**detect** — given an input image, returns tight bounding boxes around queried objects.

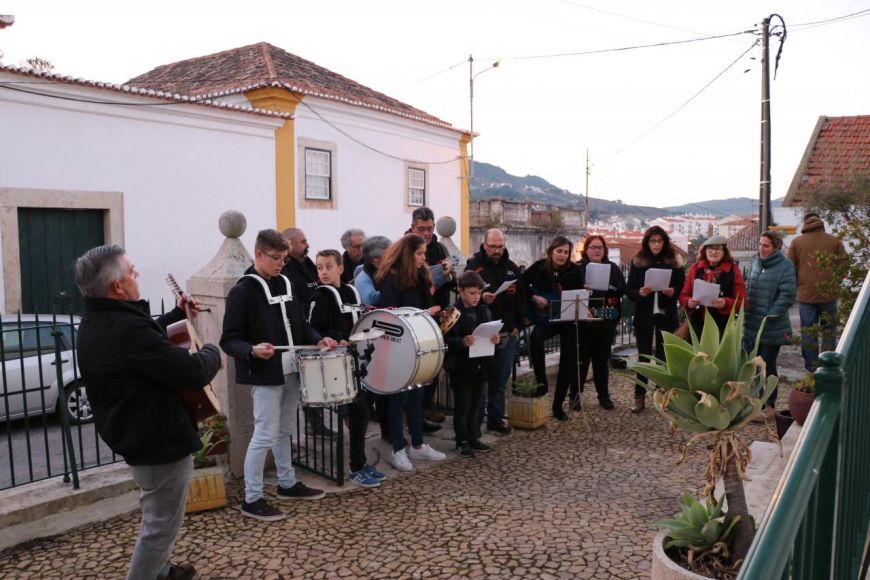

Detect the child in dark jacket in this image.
[308,250,385,488]
[444,271,501,457]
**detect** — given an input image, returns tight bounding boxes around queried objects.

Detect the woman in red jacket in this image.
[679,235,746,337]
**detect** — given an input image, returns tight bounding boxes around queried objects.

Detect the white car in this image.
[0,315,92,425]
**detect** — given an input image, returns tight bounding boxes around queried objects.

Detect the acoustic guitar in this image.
[526,289,558,327]
[165,274,222,422]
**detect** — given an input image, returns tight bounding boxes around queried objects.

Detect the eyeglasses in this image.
[263,251,289,264]
[349,244,364,250]
[413,226,435,233]
[485,243,505,250]
[705,246,724,252]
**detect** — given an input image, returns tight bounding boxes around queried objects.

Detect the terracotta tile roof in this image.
[784,115,870,206]
[126,42,455,130]
[726,222,760,252]
[0,64,289,119]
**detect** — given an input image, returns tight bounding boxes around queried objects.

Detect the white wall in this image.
[0,74,284,309]
[290,98,464,254]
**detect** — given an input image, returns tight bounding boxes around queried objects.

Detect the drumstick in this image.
[272,345,323,350]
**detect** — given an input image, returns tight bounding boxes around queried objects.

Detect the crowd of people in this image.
[71,208,841,579]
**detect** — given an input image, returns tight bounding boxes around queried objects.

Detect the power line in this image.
[0,82,202,106]
[389,60,466,94]
[790,7,870,30]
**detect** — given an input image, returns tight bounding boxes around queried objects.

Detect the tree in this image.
[24,56,54,73]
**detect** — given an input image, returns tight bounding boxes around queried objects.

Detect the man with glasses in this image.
[222,229,336,522]
[340,228,366,285]
[466,228,525,434]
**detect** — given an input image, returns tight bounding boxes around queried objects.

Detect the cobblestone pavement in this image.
[0,346,803,579]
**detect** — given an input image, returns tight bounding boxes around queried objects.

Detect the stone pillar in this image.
[186,210,253,477]
[436,215,465,272]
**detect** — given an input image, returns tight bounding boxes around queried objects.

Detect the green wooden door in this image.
[18,208,105,314]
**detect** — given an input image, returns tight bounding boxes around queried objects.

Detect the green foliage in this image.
[193,415,229,468]
[511,374,541,398]
[657,491,740,554]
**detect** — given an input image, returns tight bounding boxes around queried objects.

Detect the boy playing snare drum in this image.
[309,249,385,488]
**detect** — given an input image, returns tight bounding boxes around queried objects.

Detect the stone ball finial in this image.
[219,210,247,239]
[437,216,456,238]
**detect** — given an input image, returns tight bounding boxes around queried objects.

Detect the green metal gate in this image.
[18,208,104,314]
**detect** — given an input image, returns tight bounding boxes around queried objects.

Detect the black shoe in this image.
[534,385,548,397]
[276,481,326,501]
[422,418,442,433]
[241,498,286,521]
[162,562,197,580]
[457,442,475,458]
[570,397,582,412]
[470,440,491,452]
[599,398,615,411]
[553,408,568,421]
[487,421,512,435]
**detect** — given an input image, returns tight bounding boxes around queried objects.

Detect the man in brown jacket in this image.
[787,213,846,371]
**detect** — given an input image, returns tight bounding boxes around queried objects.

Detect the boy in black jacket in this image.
[308,249,385,488]
[444,271,500,457]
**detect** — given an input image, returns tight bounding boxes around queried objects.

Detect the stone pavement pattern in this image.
[0,348,801,579]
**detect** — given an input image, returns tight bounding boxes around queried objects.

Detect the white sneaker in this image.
[408,443,446,461]
[389,448,414,472]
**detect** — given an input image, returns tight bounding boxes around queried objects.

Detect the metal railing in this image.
[739,271,870,579]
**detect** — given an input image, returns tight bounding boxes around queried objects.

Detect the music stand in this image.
[549,291,605,442]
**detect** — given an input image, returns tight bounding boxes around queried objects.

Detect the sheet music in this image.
[692,279,721,307]
[555,289,589,322]
[493,279,516,296]
[644,268,672,292]
[469,319,504,358]
[429,264,449,291]
[585,262,611,291]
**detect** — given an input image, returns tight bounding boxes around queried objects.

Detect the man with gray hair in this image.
[75,244,222,580]
[340,228,365,285]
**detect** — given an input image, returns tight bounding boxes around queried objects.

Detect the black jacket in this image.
[466,245,526,333]
[308,284,359,342]
[424,233,454,309]
[76,298,221,465]
[577,259,626,326]
[281,255,319,308]
[221,267,322,386]
[521,258,582,325]
[341,251,363,285]
[626,252,685,330]
[444,298,493,373]
[376,270,434,309]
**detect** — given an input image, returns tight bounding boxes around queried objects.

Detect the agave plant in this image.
[631,307,777,565]
[657,491,740,566]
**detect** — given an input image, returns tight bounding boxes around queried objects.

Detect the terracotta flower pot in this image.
[788,389,815,426]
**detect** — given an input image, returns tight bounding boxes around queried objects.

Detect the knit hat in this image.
[801,215,824,233]
[701,235,728,248]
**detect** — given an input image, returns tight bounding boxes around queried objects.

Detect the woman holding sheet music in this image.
[626,226,685,413]
[678,235,746,339]
[573,235,625,412]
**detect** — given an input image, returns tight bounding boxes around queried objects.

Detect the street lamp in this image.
[468,54,499,183]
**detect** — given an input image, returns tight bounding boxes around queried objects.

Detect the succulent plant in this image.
[657,491,740,555]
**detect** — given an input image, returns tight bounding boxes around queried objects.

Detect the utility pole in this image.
[759,17,774,233]
[584,149,591,231]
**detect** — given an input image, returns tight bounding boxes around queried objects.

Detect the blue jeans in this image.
[799,302,838,371]
[127,455,193,580]
[244,375,300,503]
[479,334,518,424]
[389,387,424,452]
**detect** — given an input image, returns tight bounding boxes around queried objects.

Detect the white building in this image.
[0,65,285,312]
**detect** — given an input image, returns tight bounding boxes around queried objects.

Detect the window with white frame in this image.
[408,167,426,207]
[305,148,332,200]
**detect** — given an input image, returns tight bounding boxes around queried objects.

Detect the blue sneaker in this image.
[349,469,381,488]
[362,464,386,481]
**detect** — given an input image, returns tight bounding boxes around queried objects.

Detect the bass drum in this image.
[351,307,445,395]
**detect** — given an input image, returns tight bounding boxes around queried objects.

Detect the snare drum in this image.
[351,307,446,395]
[296,346,358,407]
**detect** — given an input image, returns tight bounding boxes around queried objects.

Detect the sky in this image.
[2,0,869,209]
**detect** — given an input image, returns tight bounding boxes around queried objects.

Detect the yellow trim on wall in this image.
[245,88,302,230]
[459,135,471,254]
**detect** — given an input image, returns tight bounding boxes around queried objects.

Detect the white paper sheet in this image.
[556,289,590,321]
[692,279,721,307]
[644,268,672,292]
[585,262,611,291]
[469,319,504,358]
[493,279,517,296]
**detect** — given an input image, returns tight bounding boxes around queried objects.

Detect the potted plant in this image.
[787,372,815,426]
[186,414,230,513]
[630,308,777,578]
[507,373,548,430]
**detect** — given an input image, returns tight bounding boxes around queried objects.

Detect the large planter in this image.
[186,465,227,513]
[788,389,815,426]
[651,530,712,580]
[507,394,548,430]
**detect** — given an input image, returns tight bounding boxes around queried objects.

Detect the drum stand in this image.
[553,295,603,443]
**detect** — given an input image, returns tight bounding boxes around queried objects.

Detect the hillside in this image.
[470,161,782,220]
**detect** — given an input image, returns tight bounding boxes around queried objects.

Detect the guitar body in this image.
[526,290,559,327]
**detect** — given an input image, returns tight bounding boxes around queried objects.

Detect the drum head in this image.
[352,309,420,394]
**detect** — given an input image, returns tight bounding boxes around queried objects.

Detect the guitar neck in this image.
[165,274,203,349]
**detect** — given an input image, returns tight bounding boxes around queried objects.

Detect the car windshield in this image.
[1,322,75,358]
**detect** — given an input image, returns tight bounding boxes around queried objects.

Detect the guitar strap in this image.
[309,284,362,325]
[244,274,297,374]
